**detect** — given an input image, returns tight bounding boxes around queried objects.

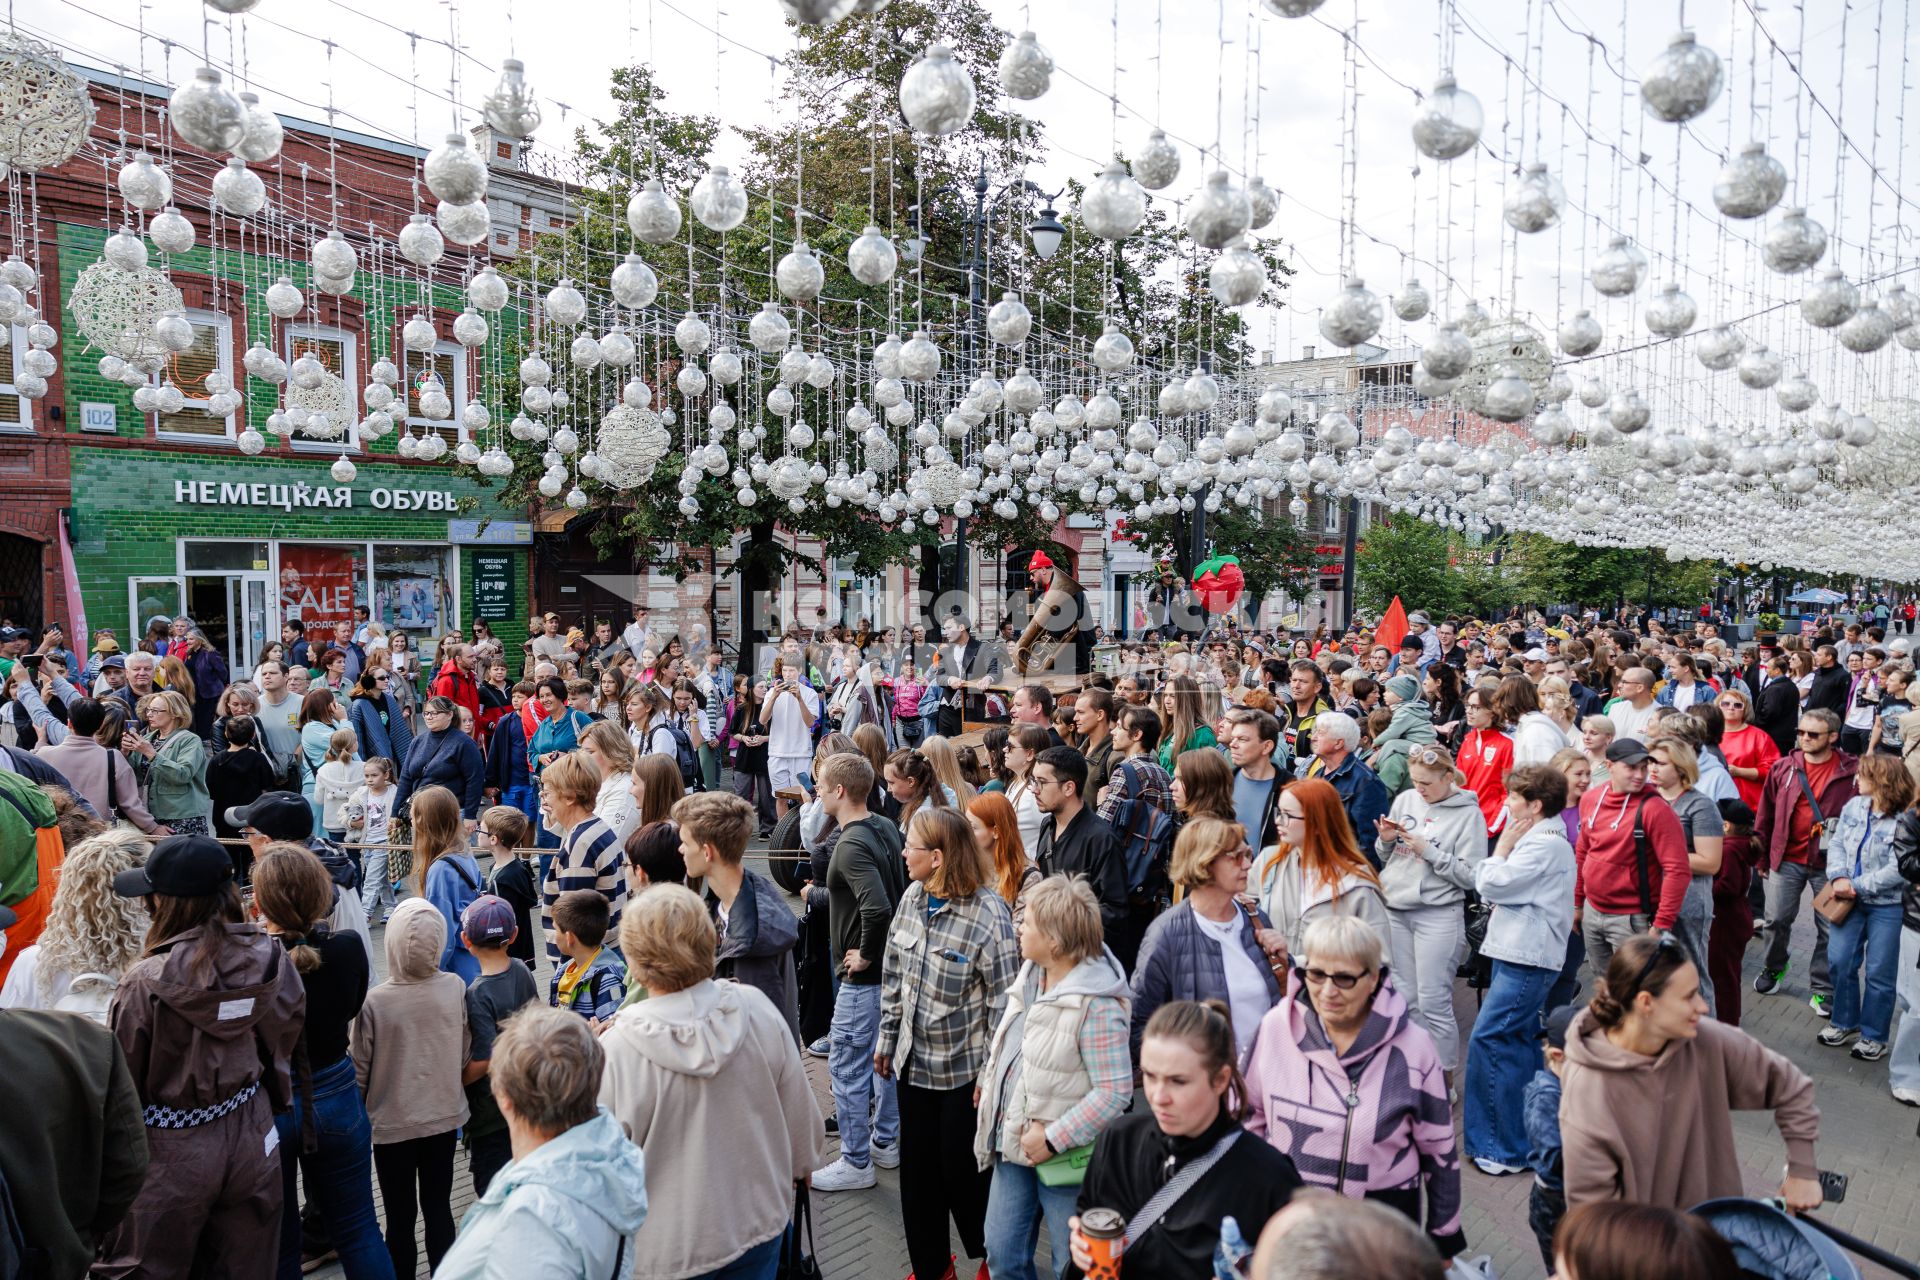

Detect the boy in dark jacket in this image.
[672,791,802,1042]
[1524,1005,1577,1268]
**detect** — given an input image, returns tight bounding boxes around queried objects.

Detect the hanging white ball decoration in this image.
[778,0,857,22]
[1209,238,1264,308]
[847,225,898,286]
[148,207,195,255]
[399,213,446,267]
[1411,74,1483,160]
[1134,129,1181,190]
[626,178,683,244]
[1502,164,1564,233]
[544,279,587,327]
[1318,278,1382,348]
[425,132,488,205]
[1736,345,1782,388]
[690,165,749,231]
[1591,236,1649,296]
[1713,142,1787,219]
[899,331,942,381]
[330,455,357,483]
[1184,170,1252,250]
[453,308,489,347]
[402,314,438,351]
[1393,279,1430,322]
[986,293,1033,345]
[1695,324,1743,370]
[999,31,1053,100]
[1557,310,1603,356]
[1481,363,1537,422]
[237,427,267,455]
[1643,283,1698,337]
[153,311,195,353]
[708,350,742,386]
[1837,301,1894,353]
[211,158,266,217]
[1079,160,1147,240]
[1091,324,1134,372]
[482,59,542,138]
[233,92,283,163]
[437,200,492,246]
[899,44,976,136]
[466,264,509,312]
[168,67,247,153]
[1246,177,1279,230]
[1762,207,1826,274]
[1640,31,1723,123]
[776,242,826,301]
[1800,268,1858,328]
[103,228,149,272]
[118,152,172,211]
[675,312,712,357]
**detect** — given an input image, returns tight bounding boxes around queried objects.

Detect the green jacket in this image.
[1370,698,1438,797]
[146,728,211,822]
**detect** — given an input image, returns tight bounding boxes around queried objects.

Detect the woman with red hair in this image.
[1253,777,1390,960]
[967,792,1042,930]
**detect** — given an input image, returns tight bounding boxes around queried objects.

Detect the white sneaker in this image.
[811,1156,878,1191]
[870,1139,901,1169]
[1892,1087,1920,1107]
[1472,1157,1528,1177]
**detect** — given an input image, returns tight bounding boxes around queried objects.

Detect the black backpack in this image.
[662,721,703,791]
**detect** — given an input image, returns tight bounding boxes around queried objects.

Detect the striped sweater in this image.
[541,815,629,965]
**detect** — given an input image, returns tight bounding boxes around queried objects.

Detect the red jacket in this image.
[1753,749,1859,872]
[429,660,482,728]
[1574,785,1691,929]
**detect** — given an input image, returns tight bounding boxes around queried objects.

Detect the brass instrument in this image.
[1014,568,1085,676]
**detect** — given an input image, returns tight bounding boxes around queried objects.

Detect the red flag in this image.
[1374,595,1409,653]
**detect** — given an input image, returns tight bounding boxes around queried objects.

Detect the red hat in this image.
[1028,551,1054,571]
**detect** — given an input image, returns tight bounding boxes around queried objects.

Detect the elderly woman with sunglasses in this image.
[1559,931,1823,1214]
[1242,914,1467,1260]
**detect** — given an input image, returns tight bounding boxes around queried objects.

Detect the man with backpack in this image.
[1095,705,1177,973]
[1572,738,1692,976]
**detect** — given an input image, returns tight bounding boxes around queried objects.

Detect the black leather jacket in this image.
[1891,807,1920,931]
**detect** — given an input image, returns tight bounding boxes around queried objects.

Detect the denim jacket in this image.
[1826,795,1905,903]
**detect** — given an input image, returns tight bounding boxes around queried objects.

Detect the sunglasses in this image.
[1301,966,1370,989]
[1628,931,1684,1000]
[1796,729,1829,738]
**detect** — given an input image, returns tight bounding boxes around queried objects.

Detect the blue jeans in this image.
[1547,928,1586,1012]
[1464,959,1557,1167]
[983,1156,1079,1280]
[276,1055,396,1280]
[688,1234,779,1280]
[502,783,536,823]
[828,981,899,1167]
[1828,898,1904,1042]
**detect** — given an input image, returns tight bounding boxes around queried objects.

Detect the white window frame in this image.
[180,538,465,645]
[404,340,470,443]
[285,323,361,454]
[1322,499,1342,536]
[0,324,32,433]
[153,308,236,444]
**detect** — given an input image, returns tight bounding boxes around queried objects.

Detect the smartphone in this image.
[799,771,815,794]
[1818,1169,1849,1204]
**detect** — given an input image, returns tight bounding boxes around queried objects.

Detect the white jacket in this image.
[1474,820,1576,970]
[1511,711,1570,766]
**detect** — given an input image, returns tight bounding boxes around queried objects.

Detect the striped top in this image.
[541,814,629,965]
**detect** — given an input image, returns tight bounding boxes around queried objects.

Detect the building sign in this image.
[449,518,533,545]
[472,552,514,620]
[79,402,118,433]
[172,479,461,512]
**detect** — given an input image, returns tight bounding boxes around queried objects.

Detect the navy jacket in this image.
[1311,751,1392,868]
[486,711,532,795]
[347,691,413,770]
[396,726,485,818]
[1129,899,1282,1060]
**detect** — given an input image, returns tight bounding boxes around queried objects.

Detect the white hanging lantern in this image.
[1411,74,1483,160]
[168,67,246,152]
[899,44,977,136]
[424,132,488,205]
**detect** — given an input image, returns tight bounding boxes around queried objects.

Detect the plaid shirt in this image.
[878,884,1018,1089]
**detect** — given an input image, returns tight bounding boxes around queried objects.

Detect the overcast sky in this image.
[30,0,1914,418]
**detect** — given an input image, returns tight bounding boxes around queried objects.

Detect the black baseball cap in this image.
[224,791,314,841]
[1604,738,1652,765]
[114,835,234,898]
[1541,1004,1579,1050]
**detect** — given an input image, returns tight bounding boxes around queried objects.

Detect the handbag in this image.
[1035,1141,1095,1187]
[776,1180,821,1280]
[1813,817,1870,925]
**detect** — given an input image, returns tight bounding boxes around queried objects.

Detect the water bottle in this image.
[1212,1215,1251,1280]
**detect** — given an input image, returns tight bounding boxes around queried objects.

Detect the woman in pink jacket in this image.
[1242,913,1466,1260]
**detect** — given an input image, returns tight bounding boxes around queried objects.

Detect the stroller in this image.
[1691,1198,1920,1280]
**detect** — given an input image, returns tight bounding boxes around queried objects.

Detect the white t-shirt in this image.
[766,681,821,758]
[354,783,394,847]
[1192,907,1271,1060]
[1607,698,1659,744]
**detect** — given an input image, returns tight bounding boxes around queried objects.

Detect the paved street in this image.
[327,844,1920,1279]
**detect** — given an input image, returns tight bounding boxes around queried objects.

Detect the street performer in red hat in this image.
[1018,550,1093,677]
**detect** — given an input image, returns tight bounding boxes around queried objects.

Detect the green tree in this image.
[1354,516,1457,616]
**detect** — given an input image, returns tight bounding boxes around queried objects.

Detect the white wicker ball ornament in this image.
[1318,278,1382,348]
[1091,324,1134,372]
[1762,208,1826,274]
[847,225,897,286]
[1000,31,1053,100]
[690,166,748,232]
[1185,171,1252,250]
[402,315,438,352]
[1641,31,1723,123]
[169,67,246,152]
[0,31,96,175]
[103,229,149,273]
[1713,143,1787,220]
[425,132,488,205]
[234,92,283,163]
[148,207,195,255]
[118,152,173,211]
[1079,160,1147,240]
[899,44,976,136]
[776,242,826,301]
[1643,283,1698,338]
[1412,74,1483,160]
[482,59,542,138]
[609,255,658,309]
[437,200,491,247]
[212,159,266,216]
[1134,129,1181,190]
[986,293,1033,345]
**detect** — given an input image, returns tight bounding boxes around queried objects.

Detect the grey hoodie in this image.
[351,897,470,1142]
[1377,785,1488,910]
[599,979,826,1280]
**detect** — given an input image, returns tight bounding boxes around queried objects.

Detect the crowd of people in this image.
[2,595,1917,1280]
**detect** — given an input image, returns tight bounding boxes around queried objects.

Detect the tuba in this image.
[1014,568,1084,676]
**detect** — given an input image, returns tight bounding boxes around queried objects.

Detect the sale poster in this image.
[280,544,362,640]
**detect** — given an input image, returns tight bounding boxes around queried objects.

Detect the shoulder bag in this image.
[1124,1128,1242,1247]
[1813,803,1867,925]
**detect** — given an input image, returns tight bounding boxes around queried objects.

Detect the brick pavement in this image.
[322,847,1920,1279]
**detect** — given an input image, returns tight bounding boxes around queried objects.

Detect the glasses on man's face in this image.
[1302,966,1369,989]
[1796,728,1828,739]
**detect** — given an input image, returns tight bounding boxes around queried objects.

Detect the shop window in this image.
[374,544,455,638]
[405,341,468,447]
[286,324,360,453]
[154,309,234,441]
[0,326,30,431]
[279,543,368,646]
[184,540,270,572]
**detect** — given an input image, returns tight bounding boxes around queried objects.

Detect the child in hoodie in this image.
[1524,1005,1578,1269]
[550,889,628,1023]
[351,896,471,1277]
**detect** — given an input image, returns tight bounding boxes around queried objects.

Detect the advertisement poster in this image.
[279,544,363,638]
